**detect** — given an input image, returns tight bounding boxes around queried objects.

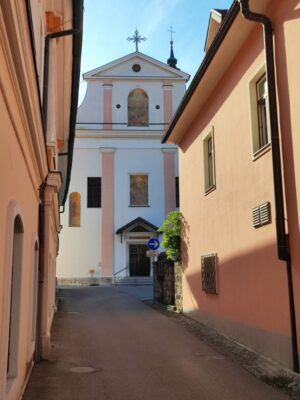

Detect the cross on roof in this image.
[127,29,147,52]
[168,25,176,43]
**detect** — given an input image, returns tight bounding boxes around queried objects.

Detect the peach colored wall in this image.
[101,150,115,277]
[0,0,73,397]
[163,150,176,215]
[0,95,41,398]
[163,85,173,125]
[177,5,299,367]
[103,84,113,130]
[271,0,300,358]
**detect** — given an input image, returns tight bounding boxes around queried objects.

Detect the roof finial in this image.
[167,26,178,69]
[127,28,147,52]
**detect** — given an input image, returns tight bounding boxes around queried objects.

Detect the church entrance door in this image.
[129,244,150,276]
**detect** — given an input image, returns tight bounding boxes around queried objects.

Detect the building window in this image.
[7,216,24,378]
[87,178,101,208]
[203,130,215,193]
[256,75,269,149]
[69,192,81,226]
[128,88,149,126]
[249,69,270,155]
[175,177,179,208]
[130,174,148,206]
[201,253,217,294]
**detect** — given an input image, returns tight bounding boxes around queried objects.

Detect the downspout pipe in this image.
[42,29,79,136]
[238,0,299,373]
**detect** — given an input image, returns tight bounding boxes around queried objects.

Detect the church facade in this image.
[57,44,189,284]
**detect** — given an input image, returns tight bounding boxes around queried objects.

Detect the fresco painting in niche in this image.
[130,175,148,206]
[69,192,81,227]
[128,88,148,126]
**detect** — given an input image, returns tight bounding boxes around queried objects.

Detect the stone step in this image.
[113,276,153,285]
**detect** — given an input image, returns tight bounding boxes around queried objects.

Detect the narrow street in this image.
[23,286,289,400]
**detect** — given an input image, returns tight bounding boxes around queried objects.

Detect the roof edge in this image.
[83,51,190,81]
[116,217,159,234]
[61,0,84,206]
[162,0,239,144]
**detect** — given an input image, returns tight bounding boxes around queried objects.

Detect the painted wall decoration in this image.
[130,175,148,206]
[128,88,149,126]
[69,192,81,227]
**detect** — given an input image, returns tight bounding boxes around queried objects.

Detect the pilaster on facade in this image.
[163,84,173,125]
[162,148,176,216]
[100,148,115,279]
[103,84,113,130]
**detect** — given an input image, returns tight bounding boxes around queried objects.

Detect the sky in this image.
[78,0,233,104]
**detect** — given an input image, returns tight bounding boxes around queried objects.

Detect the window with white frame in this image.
[203,129,215,193]
[256,75,269,149]
[130,174,149,206]
[249,69,270,155]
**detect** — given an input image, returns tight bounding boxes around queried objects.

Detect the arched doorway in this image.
[7,215,24,379]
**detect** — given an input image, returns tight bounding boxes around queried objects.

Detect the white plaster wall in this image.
[172,81,187,113]
[77,78,186,131]
[59,52,185,280]
[57,146,102,278]
[76,81,103,127]
[113,148,166,273]
[111,81,165,129]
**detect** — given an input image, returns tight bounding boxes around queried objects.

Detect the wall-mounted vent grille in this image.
[201,253,217,294]
[252,202,271,228]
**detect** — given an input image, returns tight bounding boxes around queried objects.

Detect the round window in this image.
[132,63,141,72]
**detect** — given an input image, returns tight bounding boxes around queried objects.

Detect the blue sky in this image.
[79,0,233,103]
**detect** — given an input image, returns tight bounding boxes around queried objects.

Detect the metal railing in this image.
[113,266,129,284]
[76,122,169,131]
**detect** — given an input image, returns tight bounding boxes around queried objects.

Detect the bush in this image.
[158,211,181,261]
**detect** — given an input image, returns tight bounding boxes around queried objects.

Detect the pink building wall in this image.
[103,84,113,130]
[175,0,300,369]
[101,149,115,277]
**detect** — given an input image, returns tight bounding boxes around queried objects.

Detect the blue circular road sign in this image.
[147,237,160,250]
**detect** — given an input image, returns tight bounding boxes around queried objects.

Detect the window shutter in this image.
[252,202,271,228]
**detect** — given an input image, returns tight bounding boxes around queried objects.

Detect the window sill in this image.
[253,143,271,161]
[204,185,216,196]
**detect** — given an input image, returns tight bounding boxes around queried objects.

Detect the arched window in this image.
[69,192,81,227]
[7,215,24,378]
[128,88,148,126]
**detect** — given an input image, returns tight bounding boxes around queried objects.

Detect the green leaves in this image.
[158,211,181,261]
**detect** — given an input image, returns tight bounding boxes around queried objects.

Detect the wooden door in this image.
[129,244,150,276]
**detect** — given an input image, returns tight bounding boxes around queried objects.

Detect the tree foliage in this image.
[158,211,181,261]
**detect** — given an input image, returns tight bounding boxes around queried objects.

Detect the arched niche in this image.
[128,88,149,127]
[69,192,81,227]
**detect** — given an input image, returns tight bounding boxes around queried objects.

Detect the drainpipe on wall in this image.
[42,28,79,134]
[238,0,299,373]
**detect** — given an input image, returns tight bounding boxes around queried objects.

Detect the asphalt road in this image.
[23,286,289,400]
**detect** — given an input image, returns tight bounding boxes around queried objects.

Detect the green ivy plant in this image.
[158,211,181,261]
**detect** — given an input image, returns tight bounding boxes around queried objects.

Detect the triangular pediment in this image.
[83,52,189,81]
[116,217,158,234]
